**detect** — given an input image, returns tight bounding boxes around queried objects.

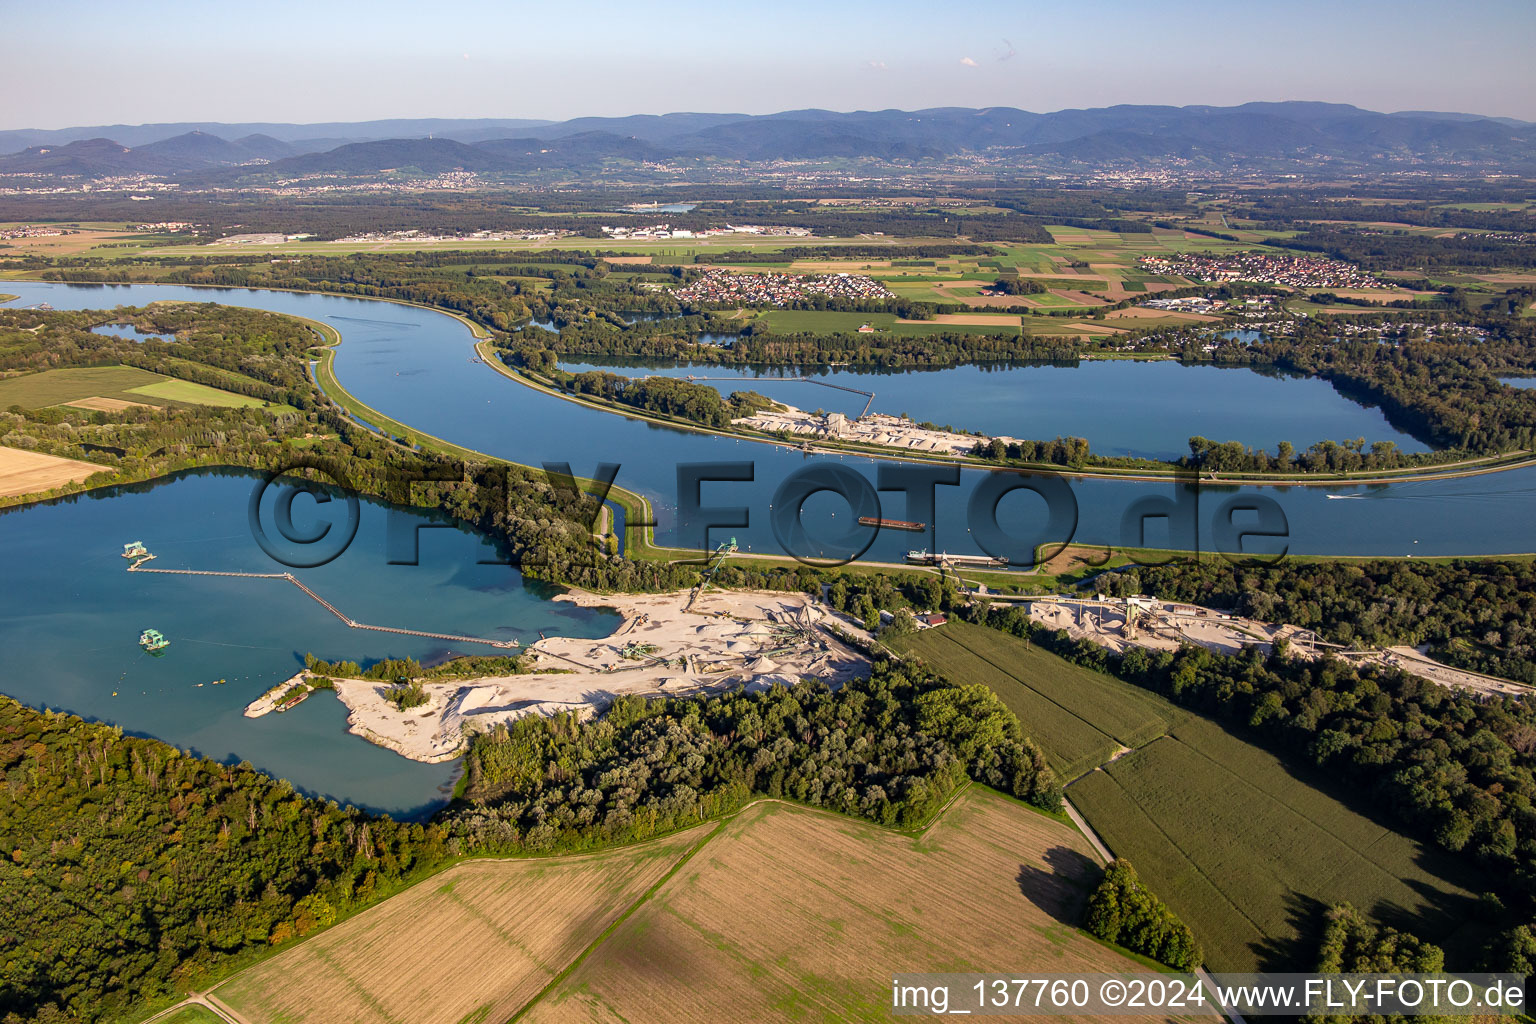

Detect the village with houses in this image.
[674,267,895,305]
[1139,250,1389,289]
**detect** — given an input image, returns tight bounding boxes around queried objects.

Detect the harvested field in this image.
[1070,716,1483,972]
[0,445,105,498]
[1033,322,1123,335]
[1105,307,1219,322]
[929,284,1033,308]
[214,827,710,1024]
[0,226,149,256]
[1039,543,1119,577]
[62,396,152,412]
[893,622,1182,779]
[521,788,1186,1024]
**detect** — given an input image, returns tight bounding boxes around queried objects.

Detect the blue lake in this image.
[557,358,1429,461]
[91,322,177,343]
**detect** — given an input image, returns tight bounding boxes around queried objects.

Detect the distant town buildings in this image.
[0,225,70,240]
[325,228,572,244]
[1141,295,1277,314]
[675,269,894,305]
[1139,252,1387,289]
[600,222,811,240]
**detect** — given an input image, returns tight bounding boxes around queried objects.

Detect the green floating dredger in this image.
[138,628,170,654]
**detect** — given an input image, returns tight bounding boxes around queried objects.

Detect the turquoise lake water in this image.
[0,470,618,817]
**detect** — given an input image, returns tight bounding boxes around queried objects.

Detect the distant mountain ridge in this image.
[2,103,1532,178]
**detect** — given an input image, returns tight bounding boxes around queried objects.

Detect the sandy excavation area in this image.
[1028,596,1533,698]
[736,401,1010,456]
[326,588,871,763]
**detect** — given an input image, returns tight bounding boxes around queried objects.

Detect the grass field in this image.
[756,308,1021,337]
[0,445,105,498]
[1070,716,1483,972]
[214,826,712,1024]
[0,365,267,409]
[520,789,1170,1024]
[123,377,268,407]
[893,621,1183,779]
[151,1006,225,1024]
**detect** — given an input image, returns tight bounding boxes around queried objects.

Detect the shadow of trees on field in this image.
[1017,845,1103,926]
[1250,890,1330,972]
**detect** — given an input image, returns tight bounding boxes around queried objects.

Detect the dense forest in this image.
[456,660,1059,845]
[502,322,1095,371]
[560,369,780,427]
[1084,860,1203,971]
[0,696,451,1023]
[1272,226,1536,272]
[0,658,1057,1023]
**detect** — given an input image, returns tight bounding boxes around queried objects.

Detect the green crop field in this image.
[755,308,1020,337]
[898,623,1483,972]
[0,365,270,410]
[892,621,1182,779]
[0,365,167,407]
[1070,716,1483,972]
[123,378,267,408]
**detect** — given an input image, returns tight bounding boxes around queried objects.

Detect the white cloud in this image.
[868,60,888,70]
[959,56,979,67]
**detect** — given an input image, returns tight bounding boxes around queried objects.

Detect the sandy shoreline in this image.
[300,587,871,764]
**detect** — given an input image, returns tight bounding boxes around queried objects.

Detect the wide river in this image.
[8,281,1533,561]
[3,281,1536,813]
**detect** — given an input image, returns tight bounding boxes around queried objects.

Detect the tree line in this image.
[0,656,1058,1023]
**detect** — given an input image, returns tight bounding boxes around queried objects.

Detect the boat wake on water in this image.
[1323,486,1536,502]
[326,314,417,328]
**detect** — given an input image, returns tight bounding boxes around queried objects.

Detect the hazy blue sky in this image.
[5,0,1533,129]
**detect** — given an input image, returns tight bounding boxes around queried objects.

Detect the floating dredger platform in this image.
[122,540,156,567]
[857,516,925,532]
[138,628,170,654]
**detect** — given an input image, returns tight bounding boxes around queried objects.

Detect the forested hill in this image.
[4,102,1534,178]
